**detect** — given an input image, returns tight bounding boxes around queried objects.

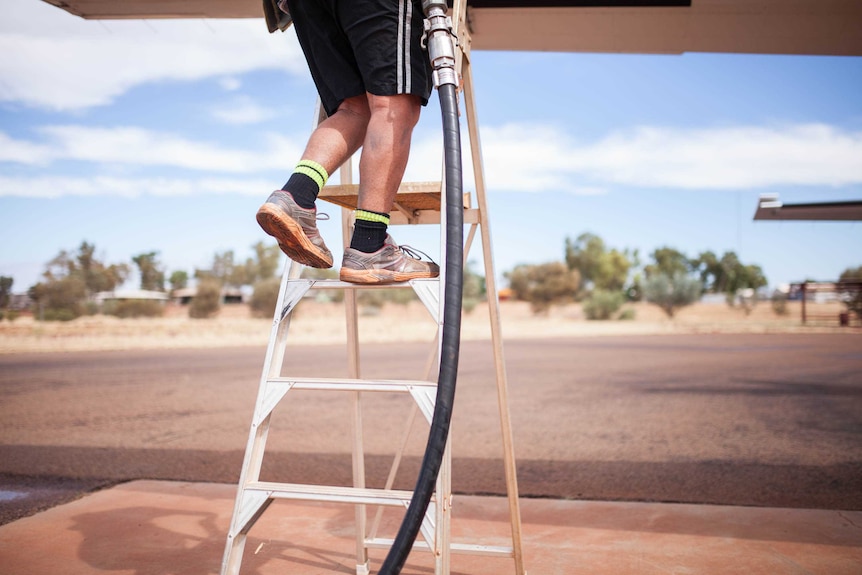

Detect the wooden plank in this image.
[319,182,442,212]
[41,0,862,56]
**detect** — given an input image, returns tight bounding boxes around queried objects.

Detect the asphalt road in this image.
[1,333,861,524]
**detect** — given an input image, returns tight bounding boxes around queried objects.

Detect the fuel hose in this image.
[377,3,463,573]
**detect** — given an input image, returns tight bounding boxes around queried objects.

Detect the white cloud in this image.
[0,175,273,198]
[219,77,243,92]
[571,123,862,189]
[2,121,860,199]
[0,132,53,164]
[0,0,306,110]
[210,96,275,125]
[478,122,862,193]
[1,125,303,173]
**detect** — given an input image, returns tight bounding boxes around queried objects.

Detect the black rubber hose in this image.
[378,81,463,575]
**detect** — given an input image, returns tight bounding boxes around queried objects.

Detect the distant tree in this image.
[0,276,12,309]
[0,276,13,321]
[28,274,87,321]
[644,246,693,280]
[29,242,128,320]
[132,251,165,291]
[693,250,767,312]
[564,232,633,294]
[169,270,189,293]
[839,265,862,281]
[74,241,129,296]
[197,250,251,288]
[565,233,605,288]
[693,250,725,292]
[506,262,580,315]
[245,241,282,283]
[643,272,702,318]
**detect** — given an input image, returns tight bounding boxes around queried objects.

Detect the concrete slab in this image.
[0,481,860,575]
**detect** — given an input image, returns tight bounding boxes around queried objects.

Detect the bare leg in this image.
[338,93,438,283]
[256,95,371,269]
[357,93,422,213]
[301,94,371,177]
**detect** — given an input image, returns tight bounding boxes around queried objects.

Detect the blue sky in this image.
[1,0,861,293]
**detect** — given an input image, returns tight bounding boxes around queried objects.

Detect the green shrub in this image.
[643,272,702,318]
[103,299,164,318]
[582,289,625,320]
[250,277,282,318]
[189,281,222,319]
[43,308,79,322]
[771,291,789,316]
[505,262,580,315]
[617,308,636,321]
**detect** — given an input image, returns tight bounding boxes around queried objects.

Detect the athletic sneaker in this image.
[256,190,333,268]
[340,235,440,285]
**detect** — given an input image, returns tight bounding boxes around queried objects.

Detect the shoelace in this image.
[399,244,436,264]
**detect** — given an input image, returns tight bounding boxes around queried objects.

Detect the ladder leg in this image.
[221,259,304,575]
[339,159,371,575]
[462,56,527,575]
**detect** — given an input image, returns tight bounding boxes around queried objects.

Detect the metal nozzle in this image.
[421,0,458,87]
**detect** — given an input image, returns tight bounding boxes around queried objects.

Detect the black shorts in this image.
[286,0,433,116]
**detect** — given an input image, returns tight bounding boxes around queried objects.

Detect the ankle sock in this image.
[281,159,328,209]
[350,209,390,253]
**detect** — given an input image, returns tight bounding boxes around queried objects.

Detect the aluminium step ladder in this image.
[221,2,524,573]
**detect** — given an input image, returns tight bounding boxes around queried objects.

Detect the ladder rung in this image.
[268,376,436,393]
[292,278,439,290]
[245,481,417,506]
[365,537,514,558]
[319,182,442,212]
[317,183,477,225]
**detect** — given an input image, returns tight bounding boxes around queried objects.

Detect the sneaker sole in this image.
[256,203,333,269]
[339,267,439,285]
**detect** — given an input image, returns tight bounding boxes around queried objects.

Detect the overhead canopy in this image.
[754,195,862,221]
[40,0,862,56]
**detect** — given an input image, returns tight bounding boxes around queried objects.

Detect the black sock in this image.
[281,173,319,209]
[350,210,389,253]
[281,159,328,209]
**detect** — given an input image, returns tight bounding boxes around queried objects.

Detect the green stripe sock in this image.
[350,209,390,253]
[281,159,329,209]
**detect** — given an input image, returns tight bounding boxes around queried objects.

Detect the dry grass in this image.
[0,299,853,354]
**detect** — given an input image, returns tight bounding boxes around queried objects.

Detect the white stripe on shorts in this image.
[404,0,412,93]
[397,0,412,94]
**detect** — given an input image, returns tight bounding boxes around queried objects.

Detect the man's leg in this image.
[300,95,371,188]
[357,93,421,213]
[348,93,421,254]
[257,95,370,268]
[340,93,439,284]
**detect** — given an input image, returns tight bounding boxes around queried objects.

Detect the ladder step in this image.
[365,538,514,558]
[245,481,418,506]
[319,182,442,212]
[268,376,437,393]
[317,183,477,225]
[292,278,440,290]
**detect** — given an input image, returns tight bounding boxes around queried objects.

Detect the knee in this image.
[335,95,371,124]
[368,94,421,130]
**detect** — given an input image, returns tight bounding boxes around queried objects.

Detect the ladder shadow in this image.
[70,505,229,575]
[67,501,469,575]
